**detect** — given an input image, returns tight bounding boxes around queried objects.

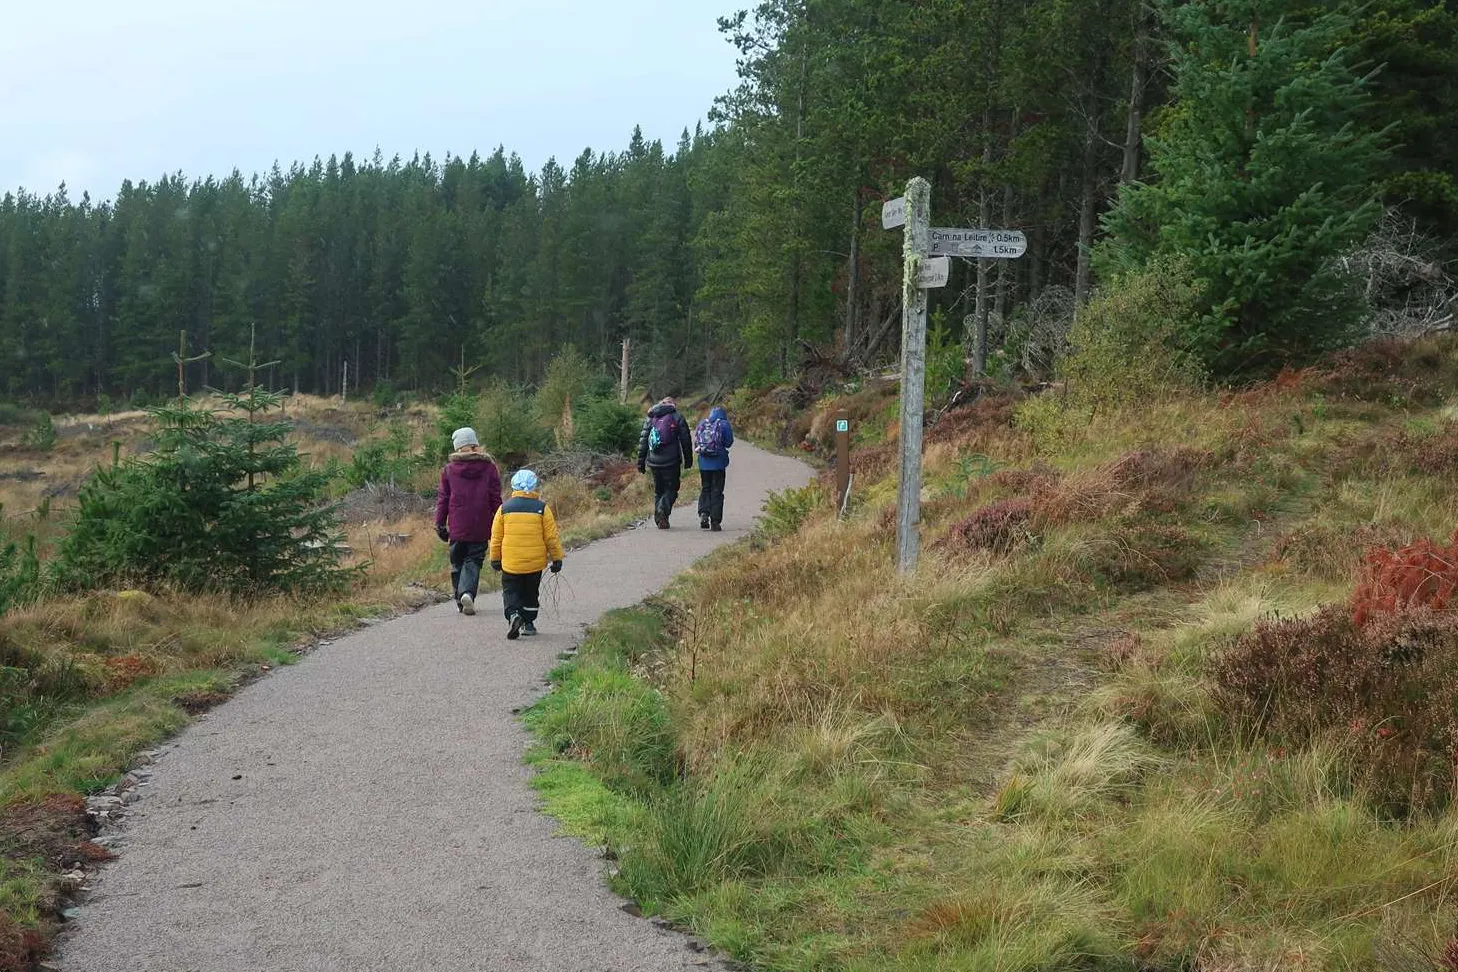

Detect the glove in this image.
[435,525,449,543]
[550,560,562,574]
[637,462,646,474]
[490,560,502,572]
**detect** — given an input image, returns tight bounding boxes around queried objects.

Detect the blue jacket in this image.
[694,407,734,471]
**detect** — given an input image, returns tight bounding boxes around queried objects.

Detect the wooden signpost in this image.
[893,179,932,573]
[884,181,1025,573]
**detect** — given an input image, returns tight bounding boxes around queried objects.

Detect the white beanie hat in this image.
[511,469,539,492]
[452,427,479,450]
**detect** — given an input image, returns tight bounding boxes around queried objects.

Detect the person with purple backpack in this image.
[636,397,693,529]
[693,406,734,531]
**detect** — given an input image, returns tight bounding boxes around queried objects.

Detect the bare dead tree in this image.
[1337,210,1456,337]
[1011,285,1077,380]
[172,330,212,402]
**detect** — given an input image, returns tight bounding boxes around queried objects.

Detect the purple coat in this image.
[435,452,503,543]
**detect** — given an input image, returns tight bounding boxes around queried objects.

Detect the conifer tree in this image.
[1100,0,1389,373]
[54,335,353,595]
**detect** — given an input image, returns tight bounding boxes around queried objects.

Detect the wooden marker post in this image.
[834,409,851,514]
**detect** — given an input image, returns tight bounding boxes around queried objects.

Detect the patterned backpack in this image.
[693,417,725,456]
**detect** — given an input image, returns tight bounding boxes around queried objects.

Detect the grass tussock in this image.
[530,334,1458,972]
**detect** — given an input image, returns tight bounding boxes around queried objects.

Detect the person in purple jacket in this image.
[434,427,503,615]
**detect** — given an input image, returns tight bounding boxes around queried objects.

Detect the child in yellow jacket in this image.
[489,469,565,639]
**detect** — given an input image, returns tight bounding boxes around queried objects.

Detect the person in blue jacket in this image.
[692,406,734,531]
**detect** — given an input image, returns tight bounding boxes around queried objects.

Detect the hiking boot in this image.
[657,515,670,529]
[507,612,523,640]
[455,594,464,613]
[700,514,710,530]
[522,621,538,637]
[653,510,665,529]
[710,522,723,532]
[459,592,475,616]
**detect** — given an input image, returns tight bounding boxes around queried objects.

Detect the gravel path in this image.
[57,444,812,972]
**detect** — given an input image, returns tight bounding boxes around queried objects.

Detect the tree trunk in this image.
[619,337,631,404]
[972,110,995,377]
[786,258,801,378]
[1074,129,1098,311]
[844,192,862,362]
[994,187,1013,332]
[1121,4,1149,184]
[785,33,808,379]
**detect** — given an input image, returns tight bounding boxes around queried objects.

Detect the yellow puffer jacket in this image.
[489,490,565,574]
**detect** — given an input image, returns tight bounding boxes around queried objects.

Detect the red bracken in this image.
[1351,528,1458,626]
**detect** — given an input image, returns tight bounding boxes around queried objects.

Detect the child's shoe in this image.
[522,621,538,637]
[507,612,523,640]
[700,514,710,529]
[459,592,475,616]
[711,522,723,532]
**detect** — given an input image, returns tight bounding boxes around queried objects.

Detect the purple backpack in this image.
[648,412,679,451]
[694,418,725,456]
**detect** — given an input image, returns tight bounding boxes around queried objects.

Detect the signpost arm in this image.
[896,177,931,574]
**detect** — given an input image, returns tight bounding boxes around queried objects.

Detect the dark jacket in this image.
[434,451,503,542]
[694,407,734,472]
[638,403,693,470]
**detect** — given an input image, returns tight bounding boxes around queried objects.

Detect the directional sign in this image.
[882,196,907,230]
[835,419,849,433]
[928,228,1027,259]
[916,256,951,289]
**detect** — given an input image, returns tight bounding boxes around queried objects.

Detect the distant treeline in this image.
[1,0,1454,403]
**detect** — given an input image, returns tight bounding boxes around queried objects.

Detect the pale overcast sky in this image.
[1,0,742,200]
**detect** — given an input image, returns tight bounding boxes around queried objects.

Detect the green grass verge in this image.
[524,340,1458,972]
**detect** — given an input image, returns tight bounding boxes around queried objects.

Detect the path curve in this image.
[58,444,812,972]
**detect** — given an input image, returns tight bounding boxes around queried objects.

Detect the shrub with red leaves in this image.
[1106,447,1212,492]
[841,442,899,488]
[938,498,1033,557]
[1081,522,1204,591]
[1337,425,1458,479]
[1270,522,1411,581]
[0,914,46,972]
[925,388,1021,448]
[1442,935,1458,972]
[1352,530,1458,626]
[1306,336,1458,407]
[986,464,1059,495]
[1398,428,1458,477]
[1213,605,1458,815]
[102,653,162,691]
